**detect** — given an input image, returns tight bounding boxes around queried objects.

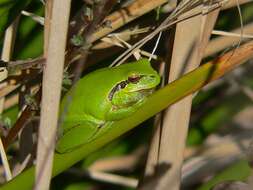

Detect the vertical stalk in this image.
[34,0,71,189]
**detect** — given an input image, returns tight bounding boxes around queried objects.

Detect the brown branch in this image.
[2,88,41,148]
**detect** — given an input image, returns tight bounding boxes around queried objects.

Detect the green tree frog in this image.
[56,59,160,153]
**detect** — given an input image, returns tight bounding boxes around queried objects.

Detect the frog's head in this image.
[108,59,160,109]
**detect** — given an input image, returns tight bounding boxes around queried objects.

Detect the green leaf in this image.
[0,0,33,40]
[197,160,251,190]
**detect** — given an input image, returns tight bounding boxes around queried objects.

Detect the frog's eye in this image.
[128,75,141,84]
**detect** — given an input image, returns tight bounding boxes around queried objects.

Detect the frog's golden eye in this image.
[128,75,141,83]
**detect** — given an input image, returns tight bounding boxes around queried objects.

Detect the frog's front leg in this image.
[56,120,102,153]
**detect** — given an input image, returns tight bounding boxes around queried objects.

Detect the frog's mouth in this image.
[137,88,154,96]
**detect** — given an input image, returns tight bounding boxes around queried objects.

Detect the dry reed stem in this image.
[91,0,168,42]
[163,0,251,11]
[67,168,138,188]
[142,4,220,190]
[222,0,252,9]
[212,30,253,39]
[0,84,19,99]
[85,170,138,188]
[0,16,19,111]
[43,0,53,56]
[34,0,71,189]
[0,16,20,182]
[205,22,253,57]
[161,9,219,189]
[0,140,12,181]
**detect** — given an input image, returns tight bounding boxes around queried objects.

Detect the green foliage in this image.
[0,105,18,129]
[13,0,44,59]
[197,160,251,190]
[70,35,84,47]
[188,91,252,145]
[0,0,33,40]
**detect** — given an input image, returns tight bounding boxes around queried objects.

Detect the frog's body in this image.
[56,59,160,153]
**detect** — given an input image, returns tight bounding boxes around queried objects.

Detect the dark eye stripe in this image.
[108,80,128,101]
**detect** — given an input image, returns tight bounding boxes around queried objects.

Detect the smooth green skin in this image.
[56,59,160,153]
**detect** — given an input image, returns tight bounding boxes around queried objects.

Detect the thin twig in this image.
[205,22,253,56]
[212,30,253,39]
[21,11,44,25]
[0,139,12,181]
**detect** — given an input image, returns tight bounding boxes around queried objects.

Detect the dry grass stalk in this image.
[85,169,138,188]
[67,168,138,188]
[222,0,252,9]
[0,140,11,181]
[91,0,168,42]
[162,0,251,12]
[205,22,253,57]
[0,84,19,99]
[212,30,253,39]
[0,16,20,181]
[34,0,71,189]
[0,16,19,111]
[142,3,220,190]
[111,0,225,66]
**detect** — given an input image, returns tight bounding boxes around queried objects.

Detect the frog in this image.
[56,59,160,153]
